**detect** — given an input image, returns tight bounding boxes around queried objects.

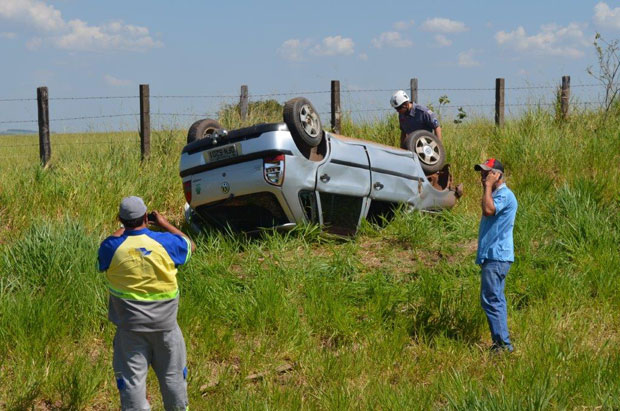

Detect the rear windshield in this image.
[194,192,289,232]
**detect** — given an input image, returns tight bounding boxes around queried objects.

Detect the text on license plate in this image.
[205,143,240,162]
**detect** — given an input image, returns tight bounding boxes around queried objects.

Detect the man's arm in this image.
[423,109,442,142]
[151,211,196,253]
[434,126,443,142]
[481,185,496,216]
[481,171,501,216]
[400,130,406,148]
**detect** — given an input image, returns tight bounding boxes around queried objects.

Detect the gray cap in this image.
[119,196,147,220]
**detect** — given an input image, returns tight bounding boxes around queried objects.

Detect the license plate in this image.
[205,143,240,163]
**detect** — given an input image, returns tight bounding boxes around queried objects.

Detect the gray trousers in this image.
[113,324,188,411]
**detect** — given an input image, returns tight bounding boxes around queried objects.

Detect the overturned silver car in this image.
[179,97,462,235]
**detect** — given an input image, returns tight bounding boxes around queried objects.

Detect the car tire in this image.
[187,118,222,144]
[283,97,323,149]
[403,130,446,174]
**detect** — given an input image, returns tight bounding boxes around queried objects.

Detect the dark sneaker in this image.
[490,343,514,354]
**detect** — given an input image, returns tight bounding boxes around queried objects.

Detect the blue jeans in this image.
[480,260,513,351]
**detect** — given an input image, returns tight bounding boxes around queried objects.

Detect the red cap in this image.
[474,158,504,173]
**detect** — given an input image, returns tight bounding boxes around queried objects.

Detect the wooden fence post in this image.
[561,75,570,119]
[240,85,249,121]
[331,80,341,134]
[410,78,418,103]
[37,86,51,167]
[139,84,150,160]
[495,78,505,127]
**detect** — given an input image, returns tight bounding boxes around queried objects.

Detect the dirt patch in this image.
[228,234,477,281]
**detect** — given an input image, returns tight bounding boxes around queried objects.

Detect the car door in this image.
[315,136,371,234]
[365,144,425,204]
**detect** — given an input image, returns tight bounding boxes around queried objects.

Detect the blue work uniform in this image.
[398,103,440,135]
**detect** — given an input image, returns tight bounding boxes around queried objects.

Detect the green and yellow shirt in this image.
[98,228,191,331]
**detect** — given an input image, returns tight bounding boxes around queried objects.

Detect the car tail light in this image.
[183,180,192,204]
[263,154,285,186]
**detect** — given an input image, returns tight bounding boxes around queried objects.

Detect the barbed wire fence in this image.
[0,76,613,165]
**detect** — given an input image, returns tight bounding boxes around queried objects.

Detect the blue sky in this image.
[1,0,619,132]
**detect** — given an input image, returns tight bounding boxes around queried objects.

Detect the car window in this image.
[299,190,319,224]
[319,193,363,236]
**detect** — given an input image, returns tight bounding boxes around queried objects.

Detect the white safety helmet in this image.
[390,90,410,108]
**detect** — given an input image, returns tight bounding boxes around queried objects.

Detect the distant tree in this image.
[454,107,467,124]
[587,33,620,116]
[437,95,450,120]
[426,95,454,123]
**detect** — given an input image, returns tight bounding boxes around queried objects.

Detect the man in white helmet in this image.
[390,90,443,148]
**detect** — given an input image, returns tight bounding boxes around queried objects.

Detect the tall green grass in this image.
[0,104,619,408]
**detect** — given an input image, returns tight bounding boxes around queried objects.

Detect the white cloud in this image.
[53,19,162,51]
[278,36,353,60]
[104,74,131,87]
[277,38,310,62]
[420,18,468,33]
[371,32,412,48]
[0,0,162,52]
[0,32,17,39]
[310,36,355,56]
[0,0,64,31]
[495,23,589,59]
[457,49,480,67]
[434,34,452,47]
[393,20,415,31]
[593,2,620,30]
[358,53,368,61]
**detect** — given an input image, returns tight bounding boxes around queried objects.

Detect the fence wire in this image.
[0,80,616,131]
[51,96,137,101]
[151,94,238,99]
[1,82,618,102]
[151,112,219,118]
[0,101,605,126]
[0,119,38,124]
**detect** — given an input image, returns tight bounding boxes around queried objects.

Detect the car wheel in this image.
[403,130,446,174]
[187,118,222,144]
[283,97,323,149]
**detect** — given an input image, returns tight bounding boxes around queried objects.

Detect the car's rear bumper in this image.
[182,157,298,229]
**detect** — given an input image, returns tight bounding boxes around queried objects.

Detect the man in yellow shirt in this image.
[98,196,195,410]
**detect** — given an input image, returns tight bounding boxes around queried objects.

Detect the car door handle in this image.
[374,182,384,190]
[320,174,330,183]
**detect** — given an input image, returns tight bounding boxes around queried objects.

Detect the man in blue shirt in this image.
[474,158,517,352]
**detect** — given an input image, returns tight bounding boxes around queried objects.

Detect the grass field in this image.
[0,104,619,409]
